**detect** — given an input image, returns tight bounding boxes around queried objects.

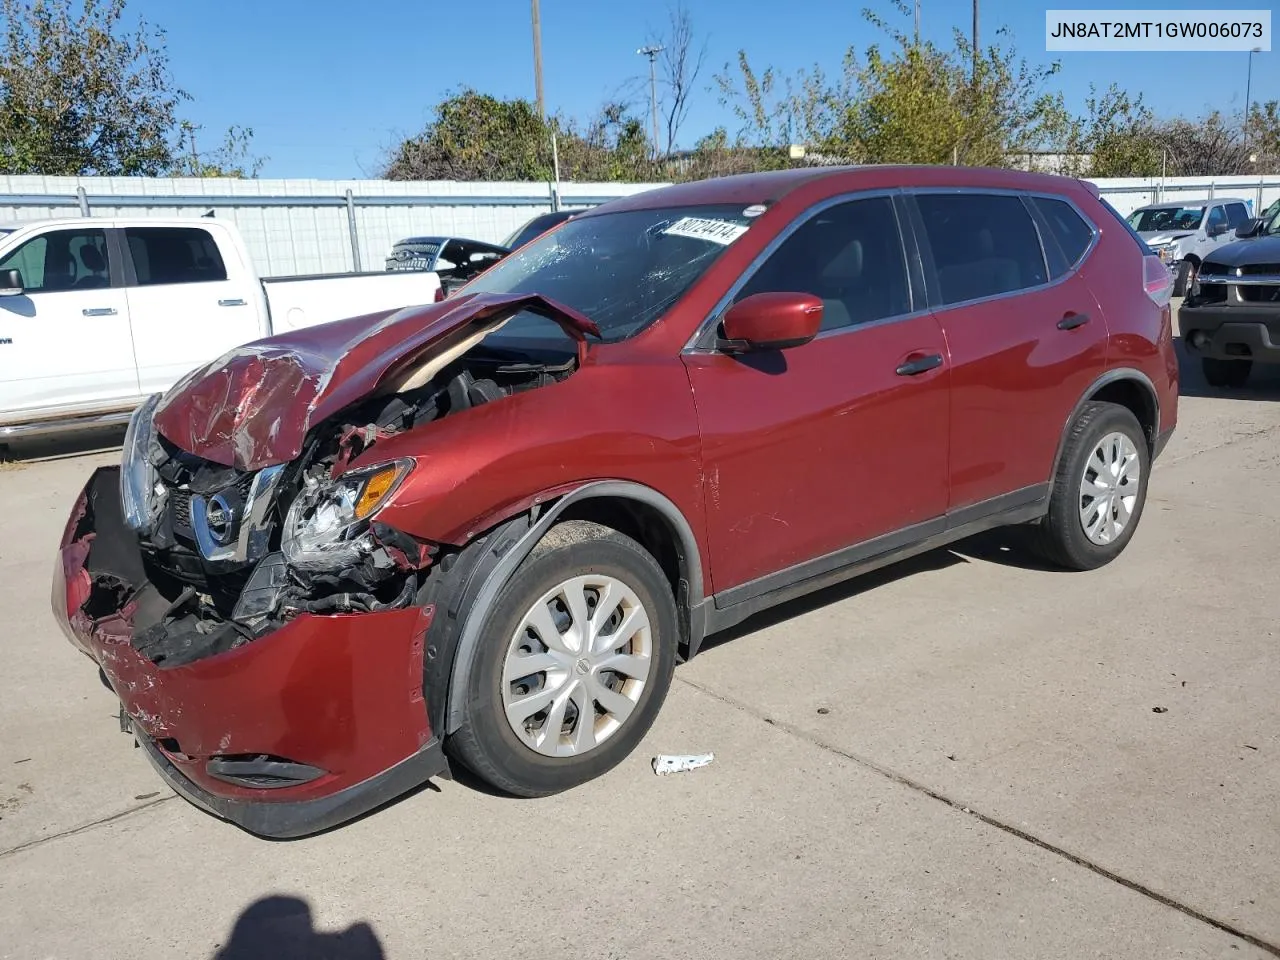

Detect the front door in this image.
[682,194,950,597]
[0,227,138,418]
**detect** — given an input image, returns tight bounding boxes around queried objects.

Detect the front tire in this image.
[1030,402,1150,571]
[1202,357,1251,389]
[448,520,677,797]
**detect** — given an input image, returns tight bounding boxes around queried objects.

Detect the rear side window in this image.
[124,227,228,286]
[1030,197,1095,276]
[1225,203,1250,227]
[914,193,1048,306]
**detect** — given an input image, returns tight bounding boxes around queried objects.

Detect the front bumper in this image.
[1179,303,1280,364]
[52,466,447,838]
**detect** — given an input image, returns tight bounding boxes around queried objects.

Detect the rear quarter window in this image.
[1030,196,1096,277]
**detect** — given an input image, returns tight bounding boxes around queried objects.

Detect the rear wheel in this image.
[448,520,677,797]
[1202,357,1251,389]
[1173,258,1197,297]
[1029,402,1150,571]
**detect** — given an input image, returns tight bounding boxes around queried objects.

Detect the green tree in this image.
[0,0,261,177]
[384,89,552,181]
[713,1,1069,168]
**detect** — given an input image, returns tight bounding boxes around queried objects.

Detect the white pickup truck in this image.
[0,217,442,441]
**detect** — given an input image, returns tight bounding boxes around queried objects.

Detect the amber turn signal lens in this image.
[354,465,402,520]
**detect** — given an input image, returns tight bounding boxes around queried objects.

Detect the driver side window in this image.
[1207,206,1227,233]
[733,196,911,333]
[0,229,112,293]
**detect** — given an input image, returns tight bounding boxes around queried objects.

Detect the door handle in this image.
[895,353,944,376]
[82,307,117,317]
[218,298,247,307]
[1057,312,1090,330]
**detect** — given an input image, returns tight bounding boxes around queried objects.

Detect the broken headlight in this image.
[121,393,163,534]
[282,459,413,568]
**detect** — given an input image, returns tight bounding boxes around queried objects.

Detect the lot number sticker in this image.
[662,217,749,245]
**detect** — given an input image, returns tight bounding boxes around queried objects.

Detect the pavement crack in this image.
[676,675,1280,957]
[0,794,174,861]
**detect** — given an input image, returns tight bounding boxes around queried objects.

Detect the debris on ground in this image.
[1152,706,1169,713]
[652,753,714,776]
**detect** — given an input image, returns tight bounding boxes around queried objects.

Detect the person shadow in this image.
[212,895,384,960]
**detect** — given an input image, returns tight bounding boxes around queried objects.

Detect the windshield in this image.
[500,211,577,250]
[1127,207,1205,233]
[464,204,756,344]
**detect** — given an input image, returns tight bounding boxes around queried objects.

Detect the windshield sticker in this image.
[662,217,749,245]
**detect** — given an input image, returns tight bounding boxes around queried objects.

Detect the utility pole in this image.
[531,0,545,119]
[638,44,664,161]
[914,0,920,44]
[1245,47,1261,148]
[972,0,979,83]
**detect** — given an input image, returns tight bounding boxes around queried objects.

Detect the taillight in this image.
[434,286,446,302]
[1143,254,1173,307]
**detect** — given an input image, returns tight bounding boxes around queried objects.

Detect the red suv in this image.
[52,166,1178,837]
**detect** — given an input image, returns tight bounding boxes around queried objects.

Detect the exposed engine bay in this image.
[101,348,575,669]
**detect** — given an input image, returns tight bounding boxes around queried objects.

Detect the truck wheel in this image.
[1029,401,1150,571]
[1172,259,1196,297]
[1202,357,1251,389]
[448,520,677,797]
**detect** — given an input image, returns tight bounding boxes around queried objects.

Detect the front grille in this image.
[1240,263,1280,276]
[1240,285,1280,303]
[171,490,193,535]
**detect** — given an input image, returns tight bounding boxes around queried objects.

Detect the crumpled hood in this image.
[1138,230,1194,246]
[152,292,599,472]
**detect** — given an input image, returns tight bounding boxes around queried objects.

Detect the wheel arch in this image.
[1050,368,1160,490]
[440,481,706,736]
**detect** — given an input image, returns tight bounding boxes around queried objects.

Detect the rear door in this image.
[121,225,260,394]
[908,190,1107,513]
[683,193,950,595]
[0,227,138,417]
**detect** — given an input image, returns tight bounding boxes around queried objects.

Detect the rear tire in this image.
[1029,402,1150,571]
[1202,357,1251,389]
[447,520,677,797]
[1173,259,1197,298]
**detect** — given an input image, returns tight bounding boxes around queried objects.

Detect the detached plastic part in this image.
[652,753,714,775]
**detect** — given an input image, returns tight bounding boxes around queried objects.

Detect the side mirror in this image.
[1235,218,1265,239]
[721,292,823,352]
[0,268,23,296]
[1207,223,1226,238]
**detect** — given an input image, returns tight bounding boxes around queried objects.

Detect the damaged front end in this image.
[51,294,592,836]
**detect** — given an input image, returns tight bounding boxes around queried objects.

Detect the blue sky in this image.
[141,0,1277,178]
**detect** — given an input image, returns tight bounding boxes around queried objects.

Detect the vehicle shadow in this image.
[698,547,971,654]
[211,895,384,959]
[0,424,126,463]
[697,525,1076,654]
[1173,334,1280,400]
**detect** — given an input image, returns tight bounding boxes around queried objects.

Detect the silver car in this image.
[1126,198,1253,296]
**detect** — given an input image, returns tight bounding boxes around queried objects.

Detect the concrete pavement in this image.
[1,343,1277,959]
